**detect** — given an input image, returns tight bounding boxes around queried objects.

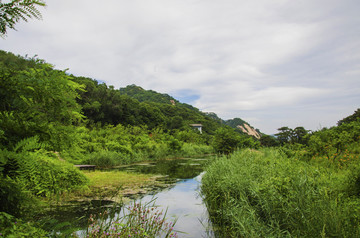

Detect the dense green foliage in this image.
[275,126,309,145]
[338,109,360,126]
[202,118,360,237]
[0,51,90,223]
[212,127,259,154]
[71,76,222,135]
[0,212,47,237]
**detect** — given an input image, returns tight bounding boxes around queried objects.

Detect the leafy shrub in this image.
[84,150,132,167]
[306,121,360,161]
[180,143,213,157]
[0,177,36,217]
[212,127,241,155]
[20,151,89,196]
[168,138,183,153]
[1,137,88,198]
[0,212,47,237]
[146,143,169,160]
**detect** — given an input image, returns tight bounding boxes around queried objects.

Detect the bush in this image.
[0,212,47,237]
[0,177,36,217]
[20,151,89,196]
[180,143,213,157]
[84,150,132,167]
[1,138,89,198]
[212,127,241,155]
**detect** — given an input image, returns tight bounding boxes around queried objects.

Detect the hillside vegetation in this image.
[0,50,260,235]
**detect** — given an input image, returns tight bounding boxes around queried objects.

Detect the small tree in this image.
[213,127,241,155]
[275,126,292,145]
[292,126,309,145]
[260,134,280,147]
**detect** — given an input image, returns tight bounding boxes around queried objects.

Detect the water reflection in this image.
[117,157,214,237]
[138,172,213,238]
[116,157,207,179]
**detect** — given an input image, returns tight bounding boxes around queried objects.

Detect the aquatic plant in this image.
[86,199,178,238]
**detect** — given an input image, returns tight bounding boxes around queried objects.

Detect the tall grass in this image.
[201,148,360,237]
[84,199,178,238]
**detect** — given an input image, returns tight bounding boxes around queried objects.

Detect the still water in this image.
[116,157,214,237]
[47,157,214,237]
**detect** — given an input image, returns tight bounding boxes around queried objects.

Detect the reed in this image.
[201,148,360,237]
[85,198,179,238]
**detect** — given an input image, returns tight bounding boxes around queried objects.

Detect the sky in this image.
[1,0,359,134]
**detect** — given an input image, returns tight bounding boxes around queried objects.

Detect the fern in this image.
[0,0,46,37]
[13,135,43,152]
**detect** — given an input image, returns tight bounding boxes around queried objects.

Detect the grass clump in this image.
[84,199,178,238]
[201,148,360,237]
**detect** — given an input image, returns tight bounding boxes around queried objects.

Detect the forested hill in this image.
[70,77,221,134]
[119,84,178,105]
[118,85,263,136]
[0,50,261,136]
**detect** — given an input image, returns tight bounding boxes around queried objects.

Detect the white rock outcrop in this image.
[237,123,261,139]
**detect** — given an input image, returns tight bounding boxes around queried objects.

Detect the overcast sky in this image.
[1,0,359,134]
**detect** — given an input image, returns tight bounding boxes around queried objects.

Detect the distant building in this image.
[190,124,203,134]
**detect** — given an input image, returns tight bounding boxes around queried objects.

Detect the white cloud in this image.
[1,0,359,134]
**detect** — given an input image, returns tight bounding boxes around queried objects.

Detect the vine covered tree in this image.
[0,0,46,37]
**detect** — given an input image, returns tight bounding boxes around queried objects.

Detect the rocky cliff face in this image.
[237,123,261,139]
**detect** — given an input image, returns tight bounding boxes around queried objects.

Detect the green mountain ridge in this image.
[0,50,262,138]
[118,84,263,137]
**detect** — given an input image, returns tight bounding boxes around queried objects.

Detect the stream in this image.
[114,157,214,237]
[46,157,214,237]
